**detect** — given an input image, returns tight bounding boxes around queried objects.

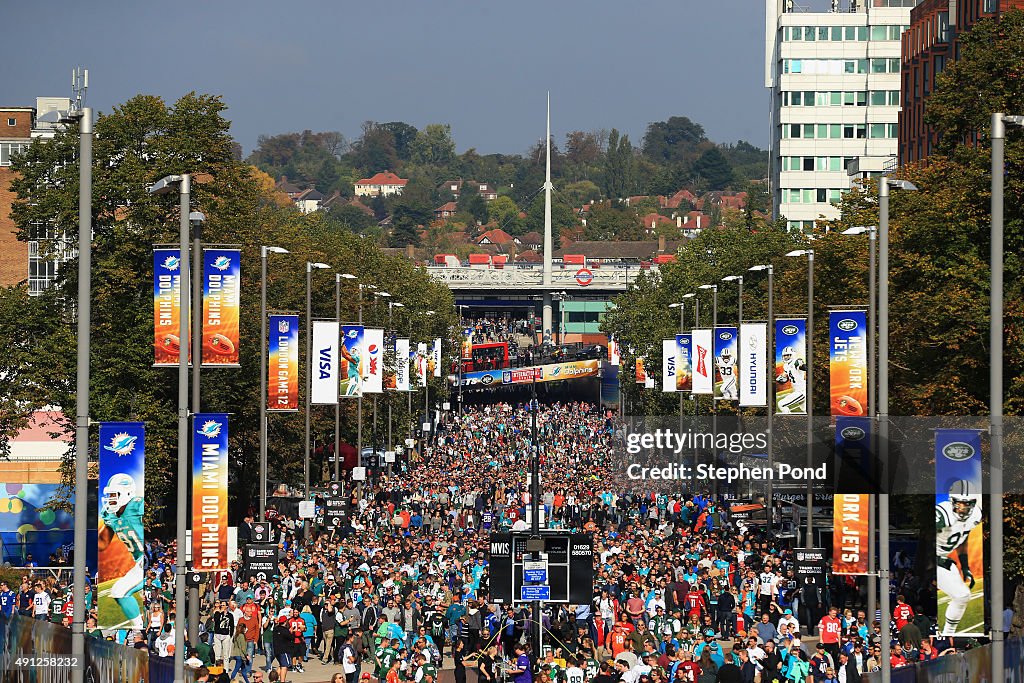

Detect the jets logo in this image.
[719,331,733,341]
[838,319,858,332]
[104,433,138,456]
[942,442,975,461]
[782,325,799,336]
[840,426,866,441]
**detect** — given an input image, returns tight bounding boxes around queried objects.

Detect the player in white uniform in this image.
[717,348,737,400]
[776,346,806,413]
[936,480,982,635]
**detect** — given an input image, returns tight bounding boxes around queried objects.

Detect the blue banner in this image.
[97,422,146,629]
[193,413,230,571]
[268,314,299,411]
[676,334,692,391]
[774,318,807,415]
[713,326,738,401]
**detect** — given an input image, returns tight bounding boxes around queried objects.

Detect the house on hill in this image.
[355,171,408,198]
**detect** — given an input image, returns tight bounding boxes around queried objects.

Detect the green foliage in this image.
[692,147,735,190]
[582,204,643,241]
[603,129,636,199]
[525,193,575,243]
[410,124,456,166]
[642,116,707,166]
[486,196,522,234]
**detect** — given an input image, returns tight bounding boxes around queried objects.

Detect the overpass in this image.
[424,262,648,293]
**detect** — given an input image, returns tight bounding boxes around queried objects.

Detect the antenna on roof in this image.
[72,67,89,112]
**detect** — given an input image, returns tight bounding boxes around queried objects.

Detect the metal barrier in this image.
[864,636,1021,683]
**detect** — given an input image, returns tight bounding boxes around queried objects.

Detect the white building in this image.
[765,0,918,232]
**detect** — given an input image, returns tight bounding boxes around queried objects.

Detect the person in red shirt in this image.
[817,606,843,661]
[609,623,629,657]
[893,595,915,631]
[684,588,707,621]
[677,649,702,682]
[889,642,908,668]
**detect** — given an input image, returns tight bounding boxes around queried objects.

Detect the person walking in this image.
[230,622,253,683]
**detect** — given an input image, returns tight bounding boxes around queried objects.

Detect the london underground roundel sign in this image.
[575,268,593,286]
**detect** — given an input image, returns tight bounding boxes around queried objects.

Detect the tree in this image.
[565,130,602,165]
[642,116,706,165]
[603,129,636,199]
[486,195,522,233]
[582,204,643,241]
[378,122,419,161]
[456,182,488,225]
[351,121,399,173]
[410,124,456,166]
[692,147,735,190]
[560,180,602,207]
[525,194,575,243]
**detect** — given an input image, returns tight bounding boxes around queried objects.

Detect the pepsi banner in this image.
[714,327,738,401]
[738,323,767,407]
[98,422,146,629]
[935,429,985,637]
[339,325,364,397]
[774,318,807,415]
[193,414,229,571]
[675,334,692,392]
[268,314,299,411]
[201,248,241,367]
[153,248,188,366]
[432,338,442,377]
[662,339,676,393]
[311,321,339,404]
[691,329,713,395]
[363,328,384,394]
[829,310,868,417]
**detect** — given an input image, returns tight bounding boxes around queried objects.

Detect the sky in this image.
[5,1,770,158]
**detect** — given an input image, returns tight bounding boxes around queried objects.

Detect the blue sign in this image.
[524,568,548,583]
[520,585,551,601]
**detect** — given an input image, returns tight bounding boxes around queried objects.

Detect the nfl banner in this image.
[417,342,428,387]
[268,314,299,411]
[193,414,229,571]
[714,327,739,401]
[830,310,868,417]
[462,327,474,359]
[395,338,410,391]
[739,323,767,407]
[691,329,713,395]
[363,328,384,394]
[662,339,677,393]
[833,494,869,575]
[775,318,807,415]
[935,429,985,636]
[432,338,441,377]
[635,357,647,385]
[339,325,364,397]
[675,334,692,391]
[153,248,188,366]
[98,422,146,629]
[609,336,621,366]
[310,321,339,404]
[201,248,241,367]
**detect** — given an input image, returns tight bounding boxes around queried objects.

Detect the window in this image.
[0,141,28,166]
[870,90,888,106]
[870,123,888,138]
[804,157,815,171]
[805,27,816,41]
[818,27,830,41]
[6,118,15,127]
[889,58,901,73]
[832,26,843,41]
[937,12,949,43]
[871,58,888,74]
[871,26,888,41]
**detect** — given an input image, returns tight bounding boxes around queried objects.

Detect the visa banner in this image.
[98,422,146,629]
[339,325,364,397]
[662,339,676,393]
[739,323,767,407]
[675,334,692,392]
[153,248,189,366]
[311,321,339,404]
[714,327,738,401]
[691,329,713,395]
[363,328,384,394]
[775,318,807,415]
[201,248,241,367]
[830,310,868,417]
[268,314,299,411]
[193,414,229,571]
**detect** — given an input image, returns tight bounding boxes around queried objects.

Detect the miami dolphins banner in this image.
[201,248,241,367]
[675,334,692,391]
[830,310,868,417]
[714,327,738,401]
[739,323,767,407]
[462,327,473,359]
[691,329,713,395]
[98,422,146,629]
[662,339,676,393]
[432,338,442,377]
[363,328,384,394]
[268,314,299,411]
[609,336,621,367]
[311,321,339,404]
[340,325,364,397]
[935,429,985,636]
[395,338,410,391]
[774,318,807,415]
[193,414,229,571]
[153,248,188,366]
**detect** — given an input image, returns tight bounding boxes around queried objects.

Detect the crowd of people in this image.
[7,400,978,683]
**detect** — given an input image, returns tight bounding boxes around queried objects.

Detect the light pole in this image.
[187,209,206,656]
[335,273,357,482]
[748,264,774,528]
[785,249,814,548]
[699,284,717,490]
[841,225,877,620]
[147,173,192,683]
[259,247,289,519]
[990,113,1022,680]
[373,291,391,482]
[305,262,331,523]
[722,275,743,324]
[877,176,916,683]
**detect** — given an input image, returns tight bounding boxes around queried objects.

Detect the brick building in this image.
[900,0,1024,164]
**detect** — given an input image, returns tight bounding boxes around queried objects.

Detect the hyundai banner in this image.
[153,248,188,366]
[774,318,807,415]
[662,339,677,393]
[268,314,299,411]
[98,422,146,629]
[201,248,241,367]
[714,327,738,401]
[691,329,713,395]
[675,334,692,392]
[363,328,384,394]
[192,414,229,571]
[738,323,767,407]
[935,429,985,636]
[339,325,364,397]
[311,321,339,404]
[829,310,868,417]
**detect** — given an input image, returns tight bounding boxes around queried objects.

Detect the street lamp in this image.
[333,273,357,483]
[147,173,191,683]
[748,265,774,528]
[722,275,743,324]
[785,249,814,549]
[305,262,331,524]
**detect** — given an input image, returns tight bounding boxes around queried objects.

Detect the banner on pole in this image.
[193,414,229,571]
[339,325,364,397]
[739,323,767,407]
[98,422,146,629]
[363,328,384,394]
[691,329,713,395]
[662,339,676,393]
[462,327,473,359]
[311,321,339,404]
[201,248,241,367]
[833,493,869,575]
[153,248,188,366]
[774,318,807,415]
[609,337,621,367]
[675,334,692,392]
[829,310,868,417]
[714,327,738,401]
[935,429,985,637]
[395,338,410,391]
[416,342,428,387]
[635,357,647,385]
[268,314,299,411]
[432,338,441,377]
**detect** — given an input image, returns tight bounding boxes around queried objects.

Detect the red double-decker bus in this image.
[461,341,509,372]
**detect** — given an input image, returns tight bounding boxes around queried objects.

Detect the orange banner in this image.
[833,493,869,574]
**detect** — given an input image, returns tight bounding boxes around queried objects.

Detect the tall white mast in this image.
[542,92,554,343]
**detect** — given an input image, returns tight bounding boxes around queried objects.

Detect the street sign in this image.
[520,585,550,601]
[298,501,315,519]
[186,572,203,587]
[384,451,395,463]
[352,467,366,481]
[242,544,279,582]
[524,559,548,583]
[325,497,348,529]
[794,547,828,586]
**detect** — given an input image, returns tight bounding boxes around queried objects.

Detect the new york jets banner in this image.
[462,327,473,359]
[363,328,384,394]
[738,323,767,407]
[201,248,241,367]
[432,338,442,377]
[829,310,868,417]
[98,422,146,629]
[774,318,807,415]
[339,325,364,397]
[662,339,677,393]
[833,416,871,575]
[691,329,713,395]
[193,414,229,572]
[310,321,339,404]
[713,327,738,401]
[153,248,187,367]
[935,429,985,636]
[268,314,299,411]
[675,334,692,392]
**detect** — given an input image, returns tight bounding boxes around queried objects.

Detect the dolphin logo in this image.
[103,433,137,456]
[197,420,223,438]
[162,255,180,271]
[212,255,232,271]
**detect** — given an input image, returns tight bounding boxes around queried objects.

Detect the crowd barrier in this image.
[0,613,191,683]
[865,636,1022,683]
